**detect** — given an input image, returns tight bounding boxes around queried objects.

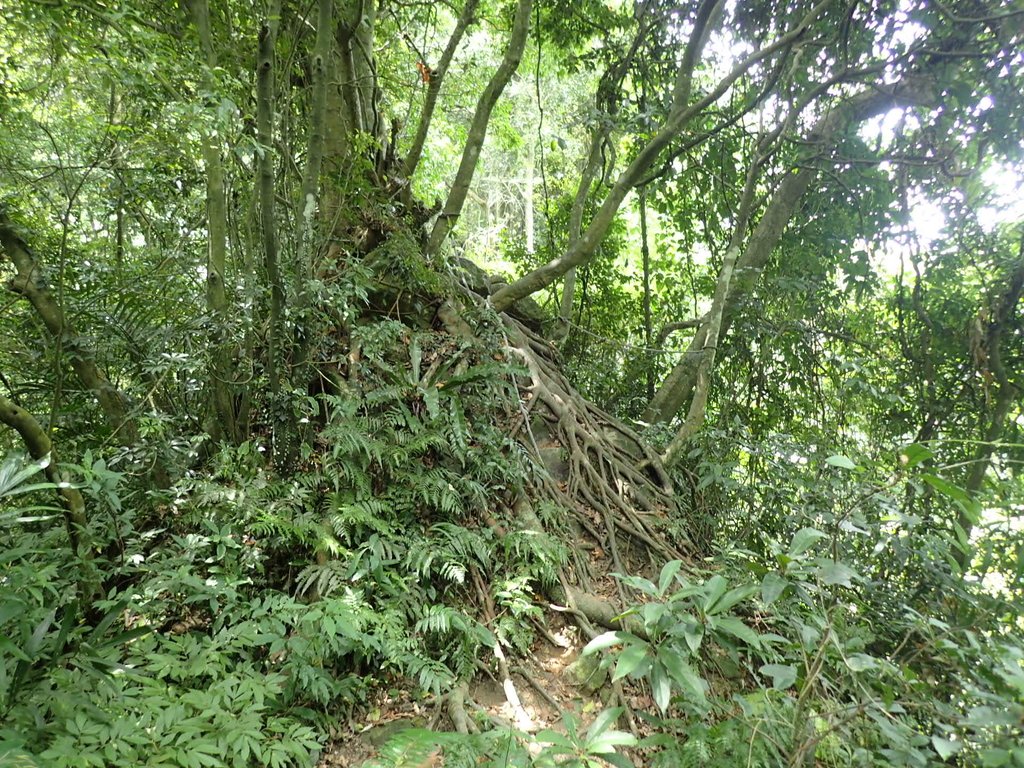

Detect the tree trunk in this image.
[0,208,140,446]
[490,0,826,313]
[294,0,334,372]
[426,0,533,256]
[190,0,240,444]
[0,391,90,563]
[554,125,606,344]
[644,82,939,426]
[956,239,1024,565]
[660,146,762,463]
[640,187,654,401]
[403,0,480,179]
[257,7,284,401]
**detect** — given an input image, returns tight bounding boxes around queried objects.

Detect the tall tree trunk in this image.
[553,126,605,344]
[643,81,938,426]
[190,0,240,444]
[256,3,295,464]
[660,148,761,464]
[294,0,334,371]
[0,391,89,561]
[322,0,378,229]
[956,239,1024,566]
[642,163,814,424]
[524,138,535,254]
[257,7,284,399]
[640,187,654,401]
[490,0,824,312]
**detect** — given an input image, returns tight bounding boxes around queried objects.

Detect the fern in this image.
[396,651,455,696]
[295,561,349,599]
[330,498,395,542]
[413,604,472,636]
[363,728,450,768]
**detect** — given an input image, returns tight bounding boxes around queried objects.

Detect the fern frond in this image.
[364,729,446,768]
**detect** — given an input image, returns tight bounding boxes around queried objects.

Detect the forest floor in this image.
[315,572,655,766]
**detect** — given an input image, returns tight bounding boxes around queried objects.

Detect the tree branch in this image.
[0,207,140,446]
[403,0,480,178]
[426,0,533,256]
[0,391,89,559]
[490,0,832,312]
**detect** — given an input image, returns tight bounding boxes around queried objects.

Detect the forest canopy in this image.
[0,0,1022,766]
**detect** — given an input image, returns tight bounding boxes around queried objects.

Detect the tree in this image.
[1,1,1022,765]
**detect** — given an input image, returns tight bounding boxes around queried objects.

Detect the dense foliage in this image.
[1,0,1022,766]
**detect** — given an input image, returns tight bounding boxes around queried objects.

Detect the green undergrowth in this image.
[1,324,1022,767]
[0,322,568,767]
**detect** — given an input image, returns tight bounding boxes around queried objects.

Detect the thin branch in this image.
[404,0,480,178]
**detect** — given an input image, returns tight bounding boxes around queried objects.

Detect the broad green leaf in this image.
[707,583,758,615]
[817,561,858,587]
[535,730,575,751]
[710,615,761,647]
[614,574,659,597]
[760,663,797,690]
[932,736,962,760]
[0,454,49,497]
[761,572,788,605]
[0,635,31,662]
[586,706,623,742]
[658,560,683,596]
[612,644,649,682]
[601,752,636,768]
[660,653,707,705]
[825,454,857,470]
[899,443,933,469]
[980,748,1010,766]
[921,474,976,516]
[588,730,638,755]
[582,631,630,655]
[965,706,1019,727]
[845,653,879,672]
[799,623,820,649]
[672,615,704,654]
[701,575,728,613]
[642,602,667,629]
[789,527,827,556]
[650,661,671,714]
[25,610,55,657]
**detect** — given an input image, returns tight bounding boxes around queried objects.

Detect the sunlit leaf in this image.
[825,454,857,470]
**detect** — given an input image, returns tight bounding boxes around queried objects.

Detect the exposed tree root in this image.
[360,283,693,747]
[429,296,692,734]
[500,317,687,562]
[446,683,477,735]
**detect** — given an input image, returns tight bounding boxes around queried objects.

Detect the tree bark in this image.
[660,146,761,464]
[956,238,1024,565]
[0,392,89,559]
[257,7,284,399]
[294,0,334,371]
[403,0,480,179]
[553,126,606,344]
[0,208,140,446]
[426,0,533,256]
[190,0,240,444]
[644,82,938,426]
[322,0,378,227]
[490,0,829,313]
[640,187,654,401]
